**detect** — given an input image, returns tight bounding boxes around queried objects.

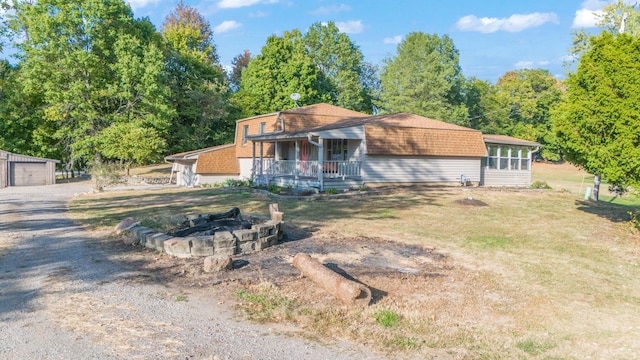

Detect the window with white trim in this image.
[242,125,249,144]
[327,139,348,160]
[486,145,530,171]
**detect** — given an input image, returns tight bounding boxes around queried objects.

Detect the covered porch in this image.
[249,134,363,191]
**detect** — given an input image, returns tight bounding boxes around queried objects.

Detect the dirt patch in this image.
[453,197,489,207]
[101,226,450,296]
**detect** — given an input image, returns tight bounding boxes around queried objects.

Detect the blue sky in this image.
[11,0,616,83]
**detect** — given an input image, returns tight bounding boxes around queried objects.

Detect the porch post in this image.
[251,141,256,178]
[318,137,324,191]
[259,142,264,176]
[274,142,279,161]
[295,140,300,180]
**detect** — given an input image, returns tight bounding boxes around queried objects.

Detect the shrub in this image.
[324,188,338,195]
[530,181,552,189]
[222,179,252,188]
[90,161,121,190]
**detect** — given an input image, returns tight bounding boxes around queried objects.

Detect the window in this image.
[486,145,531,171]
[259,122,266,134]
[327,139,348,161]
[242,125,249,144]
[520,149,530,170]
[487,145,498,169]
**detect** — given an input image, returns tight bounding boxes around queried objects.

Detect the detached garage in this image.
[0,150,60,188]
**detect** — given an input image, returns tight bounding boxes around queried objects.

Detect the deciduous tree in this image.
[162,0,231,153]
[380,32,468,124]
[229,49,251,91]
[233,29,330,116]
[10,0,173,169]
[489,69,563,160]
[304,21,373,112]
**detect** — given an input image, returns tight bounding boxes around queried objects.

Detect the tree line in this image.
[0,0,637,191]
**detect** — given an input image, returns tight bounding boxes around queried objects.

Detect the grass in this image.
[236,285,300,323]
[373,309,401,327]
[463,235,515,250]
[516,338,557,356]
[532,162,640,206]
[67,162,640,358]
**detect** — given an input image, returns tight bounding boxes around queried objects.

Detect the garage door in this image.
[10,162,47,186]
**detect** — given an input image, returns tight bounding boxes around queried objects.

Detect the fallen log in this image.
[292,253,371,306]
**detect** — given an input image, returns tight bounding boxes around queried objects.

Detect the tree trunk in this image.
[593,174,601,201]
[292,253,371,306]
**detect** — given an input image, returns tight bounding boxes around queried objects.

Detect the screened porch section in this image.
[251,138,363,190]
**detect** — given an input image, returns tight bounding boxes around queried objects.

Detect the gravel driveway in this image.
[0,183,382,359]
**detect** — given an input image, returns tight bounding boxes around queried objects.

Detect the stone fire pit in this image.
[116,205,284,259]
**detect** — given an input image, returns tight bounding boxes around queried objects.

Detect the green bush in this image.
[530,181,552,189]
[222,178,252,188]
[324,188,338,195]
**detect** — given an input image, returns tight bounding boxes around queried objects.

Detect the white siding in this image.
[362,156,481,184]
[315,126,365,140]
[347,140,363,159]
[239,158,254,180]
[197,174,238,186]
[481,168,531,187]
[174,162,197,186]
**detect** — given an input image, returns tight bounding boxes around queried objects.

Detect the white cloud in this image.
[335,20,363,34]
[515,61,534,69]
[572,0,607,28]
[581,0,607,10]
[249,11,269,18]
[126,0,161,10]
[560,54,577,63]
[310,4,351,15]
[218,0,271,9]
[514,60,552,69]
[456,12,559,33]
[572,8,603,28]
[383,35,402,44]
[214,20,242,33]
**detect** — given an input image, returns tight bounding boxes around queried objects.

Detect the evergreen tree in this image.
[554,33,640,191]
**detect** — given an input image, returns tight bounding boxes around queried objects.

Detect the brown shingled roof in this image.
[195,144,239,174]
[483,134,541,147]
[165,144,229,161]
[286,112,471,135]
[366,126,487,157]
[280,103,369,133]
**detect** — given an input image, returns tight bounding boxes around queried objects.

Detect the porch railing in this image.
[253,159,361,179]
[322,161,362,179]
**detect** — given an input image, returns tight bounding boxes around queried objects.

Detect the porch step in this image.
[323,178,364,191]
